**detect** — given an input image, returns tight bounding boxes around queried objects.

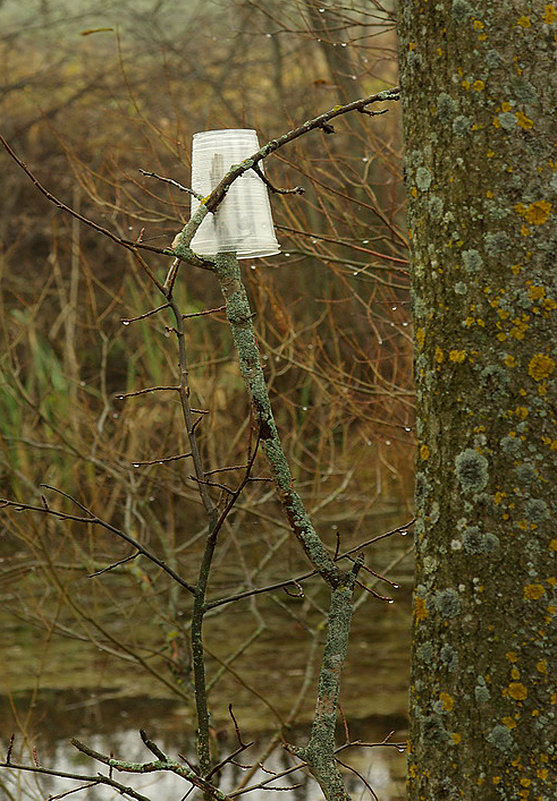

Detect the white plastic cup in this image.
[190,129,281,259]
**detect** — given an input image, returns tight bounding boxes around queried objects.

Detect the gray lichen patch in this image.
[478,363,510,399]
[461,249,483,273]
[415,471,430,510]
[455,449,489,493]
[475,685,491,704]
[434,588,461,618]
[451,0,473,23]
[406,51,423,71]
[486,724,514,752]
[452,115,472,136]
[500,435,522,456]
[484,231,511,256]
[440,644,459,671]
[421,713,450,744]
[416,166,433,191]
[510,77,538,104]
[428,195,444,219]
[436,92,458,123]
[523,498,549,523]
[513,463,537,484]
[416,641,434,665]
[463,527,500,554]
[498,112,517,130]
[485,49,502,67]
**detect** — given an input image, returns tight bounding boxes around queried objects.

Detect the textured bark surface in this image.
[397,2,556,799]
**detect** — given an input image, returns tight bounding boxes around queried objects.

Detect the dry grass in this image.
[0,0,414,756]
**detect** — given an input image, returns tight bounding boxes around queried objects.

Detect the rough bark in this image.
[397,2,556,799]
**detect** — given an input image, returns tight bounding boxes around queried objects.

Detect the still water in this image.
[1,530,412,800]
[1,709,407,801]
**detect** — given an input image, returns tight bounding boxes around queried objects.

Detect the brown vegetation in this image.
[1,3,413,799]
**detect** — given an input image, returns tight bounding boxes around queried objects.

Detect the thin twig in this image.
[39,483,93,516]
[121,303,170,324]
[0,498,196,594]
[355,578,392,603]
[205,739,255,782]
[335,758,379,801]
[139,168,205,200]
[229,704,249,749]
[190,475,235,495]
[203,89,399,214]
[5,735,14,764]
[115,386,209,415]
[115,385,179,399]
[344,553,400,588]
[228,761,308,798]
[140,730,167,761]
[206,520,414,609]
[251,163,304,196]
[88,551,139,577]
[204,463,249,476]
[47,781,99,801]
[183,305,226,319]
[132,451,192,467]
[0,761,152,801]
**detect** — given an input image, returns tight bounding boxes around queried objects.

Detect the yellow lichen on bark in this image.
[527,353,555,381]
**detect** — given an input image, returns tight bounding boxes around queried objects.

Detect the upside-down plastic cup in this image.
[190,129,281,259]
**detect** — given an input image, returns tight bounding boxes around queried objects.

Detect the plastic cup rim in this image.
[193,128,258,138]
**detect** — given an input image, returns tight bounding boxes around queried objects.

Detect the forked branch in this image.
[0,87,402,801]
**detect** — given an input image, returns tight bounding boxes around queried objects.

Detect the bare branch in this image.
[182,304,226,319]
[121,303,171,324]
[334,758,379,801]
[139,730,167,761]
[207,520,414,610]
[0,760,153,801]
[88,551,139,577]
[71,737,232,801]
[250,164,304,196]
[132,451,193,467]
[139,169,205,200]
[203,89,399,215]
[0,497,196,593]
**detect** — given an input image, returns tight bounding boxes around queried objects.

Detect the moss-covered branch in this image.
[214,252,341,587]
[71,735,232,801]
[215,252,367,801]
[288,558,363,801]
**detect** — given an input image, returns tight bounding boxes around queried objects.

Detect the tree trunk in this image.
[397,2,556,799]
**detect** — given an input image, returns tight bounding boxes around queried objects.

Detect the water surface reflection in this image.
[2,697,407,801]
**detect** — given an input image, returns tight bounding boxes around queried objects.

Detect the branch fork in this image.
[0,87,402,801]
